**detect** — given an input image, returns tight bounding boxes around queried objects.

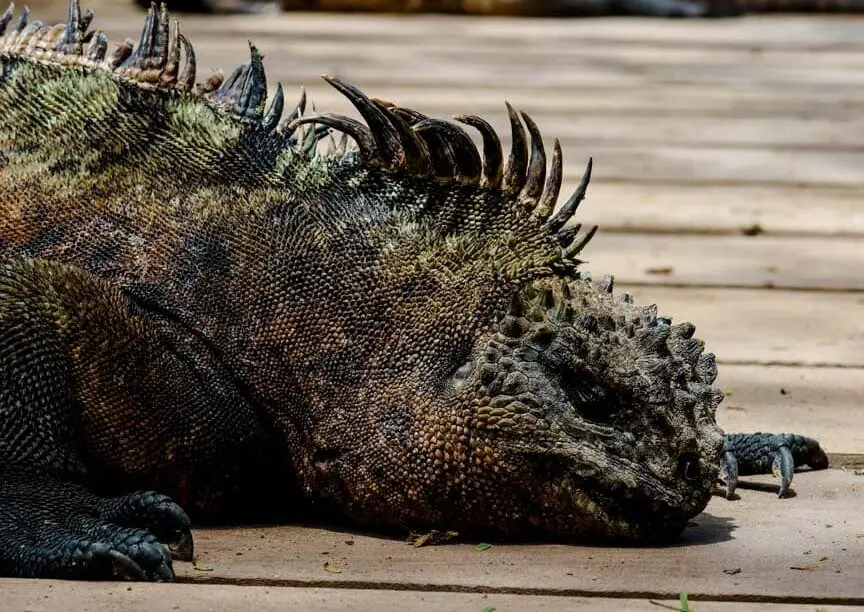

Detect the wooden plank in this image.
[90,47,864,187]
[616,286,864,367]
[167,470,863,601]
[568,145,864,186]
[93,16,864,92]
[583,234,864,290]
[268,84,864,119]
[4,581,861,612]
[524,116,864,150]
[179,42,864,91]
[716,365,863,454]
[165,14,864,51]
[183,33,864,73]
[568,183,864,237]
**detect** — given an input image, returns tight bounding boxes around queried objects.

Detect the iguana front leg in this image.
[721,433,829,499]
[0,257,269,580]
[0,467,191,580]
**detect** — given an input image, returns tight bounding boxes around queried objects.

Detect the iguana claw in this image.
[721,433,828,499]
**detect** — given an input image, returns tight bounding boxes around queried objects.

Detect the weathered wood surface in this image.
[162,471,862,602]
[8,2,864,607]
[590,235,864,290]
[717,365,863,454]
[619,286,863,367]
[5,581,864,612]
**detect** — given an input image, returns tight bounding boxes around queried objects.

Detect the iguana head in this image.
[283,83,727,542]
[303,270,727,543]
[433,276,727,541]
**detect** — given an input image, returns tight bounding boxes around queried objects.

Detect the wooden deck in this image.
[4,3,864,610]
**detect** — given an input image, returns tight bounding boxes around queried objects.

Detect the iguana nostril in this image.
[678,452,701,483]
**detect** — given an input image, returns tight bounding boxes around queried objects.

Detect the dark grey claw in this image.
[0,468,191,581]
[105,549,148,581]
[773,444,795,498]
[721,449,739,499]
[722,433,828,499]
[168,528,195,562]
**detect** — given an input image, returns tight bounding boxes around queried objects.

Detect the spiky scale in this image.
[502,102,528,193]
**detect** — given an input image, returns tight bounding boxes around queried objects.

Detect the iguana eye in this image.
[558,371,622,423]
[678,453,702,483]
[449,358,476,391]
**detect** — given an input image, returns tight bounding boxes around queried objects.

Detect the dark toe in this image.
[98,491,194,561]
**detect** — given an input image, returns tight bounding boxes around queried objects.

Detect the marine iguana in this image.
[0,0,828,582]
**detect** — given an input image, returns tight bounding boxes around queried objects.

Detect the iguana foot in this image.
[0,468,192,581]
[720,433,829,500]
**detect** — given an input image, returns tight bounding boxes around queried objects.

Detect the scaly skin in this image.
[0,0,826,581]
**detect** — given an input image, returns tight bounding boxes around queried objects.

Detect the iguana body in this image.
[0,0,826,581]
